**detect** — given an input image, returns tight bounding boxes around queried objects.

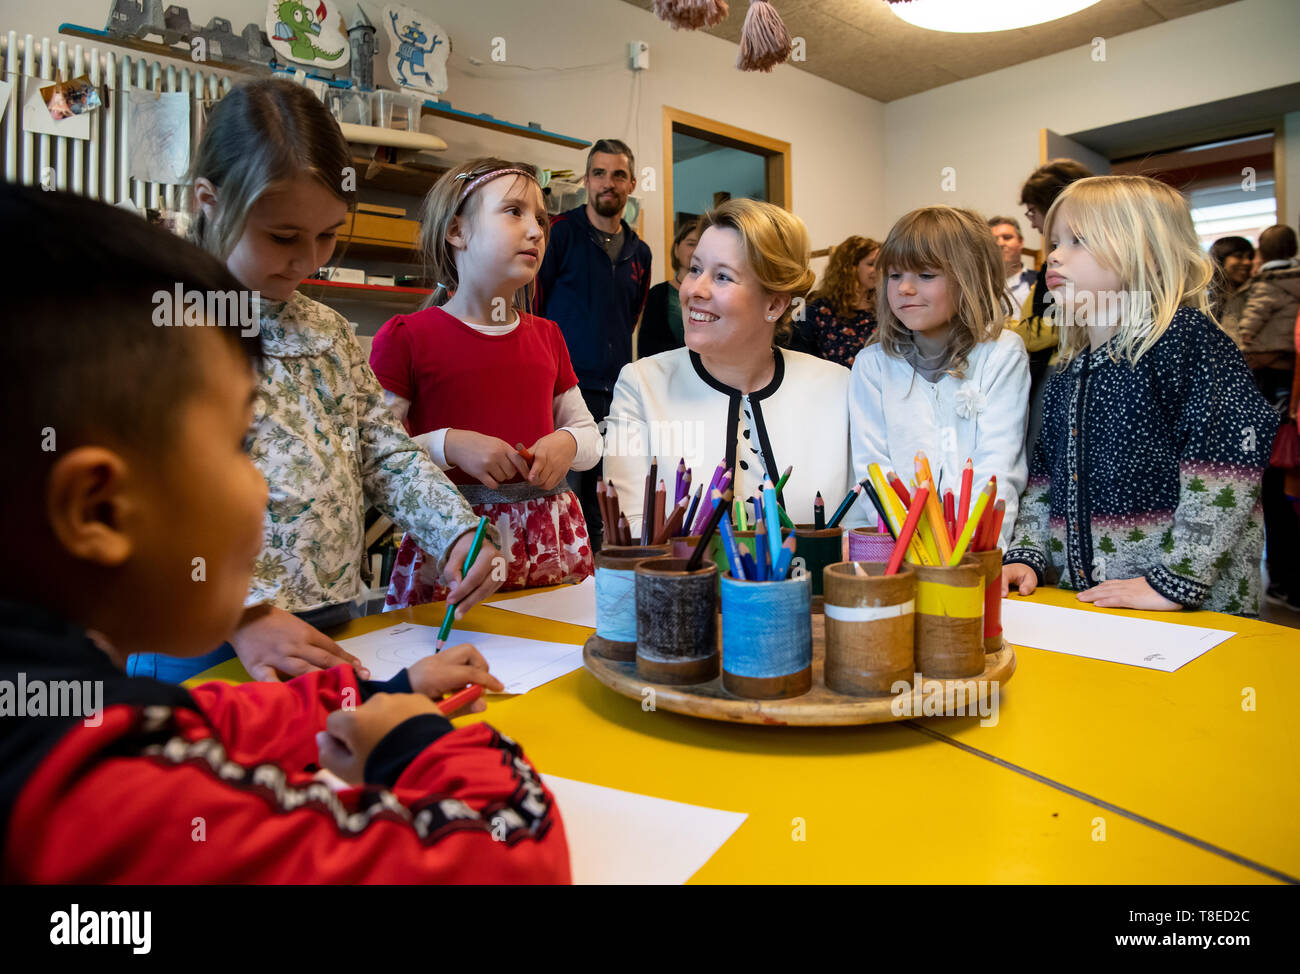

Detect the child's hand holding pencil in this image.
[407,644,504,705]
[517,430,577,490]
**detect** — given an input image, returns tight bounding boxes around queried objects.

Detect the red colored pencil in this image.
[514,442,535,465]
[983,499,1007,551]
[616,514,631,546]
[957,459,973,533]
[653,497,688,545]
[885,485,929,575]
[438,684,484,715]
[886,471,911,507]
[943,488,956,546]
[653,479,667,541]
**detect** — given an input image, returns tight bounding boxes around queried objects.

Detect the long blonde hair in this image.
[810,235,881,319]
[1044,175,1213,365]
[417,157,547,311]
[873,206,1011,378]
[695,198,816,345]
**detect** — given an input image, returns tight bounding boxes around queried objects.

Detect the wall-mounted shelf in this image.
[420,101,590,150]
[59,23,263,73]
[301,279,430,306]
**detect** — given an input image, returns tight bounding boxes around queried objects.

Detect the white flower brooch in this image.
[954,382,987,420]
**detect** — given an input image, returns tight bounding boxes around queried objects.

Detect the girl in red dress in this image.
[371,158,599,608]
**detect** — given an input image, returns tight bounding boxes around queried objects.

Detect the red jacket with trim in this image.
[0,601,570,884]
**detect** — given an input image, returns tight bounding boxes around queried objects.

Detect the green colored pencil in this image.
[436,516,489,653]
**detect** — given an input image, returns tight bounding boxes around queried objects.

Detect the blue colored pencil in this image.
[762,479,781,571]
[772,536,796,581]
[717,511,744,580]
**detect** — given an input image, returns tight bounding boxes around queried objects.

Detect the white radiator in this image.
[1,32,234,210]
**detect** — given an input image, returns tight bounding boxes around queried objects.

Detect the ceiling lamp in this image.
[885,0,1104,33]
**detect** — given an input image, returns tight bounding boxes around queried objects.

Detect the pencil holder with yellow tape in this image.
[912,554,985,678]
[591,544,671,661]
[968,547,1004,652]
[823,561,916,696]
[720,571,812,699]
[792,524,844,611]
[633,557,719,684]
[848,526,895,563]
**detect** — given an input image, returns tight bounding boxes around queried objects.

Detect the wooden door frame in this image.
[662,106,792,261]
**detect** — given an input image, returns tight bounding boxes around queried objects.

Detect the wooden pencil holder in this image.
[792,524,843,611]
[634,557,720,685]
[848,527,895,564]
[913,555,985,678]
[969,548,1004,653]
[591,544,672,661]
[720,571,812,699]
[822,561,916,696]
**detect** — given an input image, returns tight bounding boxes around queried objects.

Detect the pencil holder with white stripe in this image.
[823,562,916,696]
[591,544,672,662]
[720,571,812,699]
[913,555,985,678]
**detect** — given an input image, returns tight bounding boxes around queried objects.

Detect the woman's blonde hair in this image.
[1044,175,1213,365]
[696,198,816,345]
[417,157,547,311]
[810,234,882,319]
[873,206,1011,378]
[187,79,356,259]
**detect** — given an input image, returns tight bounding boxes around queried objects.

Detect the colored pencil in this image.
[755,518,769,580]
[871,464,931,565]
[826,483,863,529]
[514,442,535,465]
[943,489,956,545]
[772,536,797,581]
[674,458,686,504]
[652,497,687,545]
[653,479,666,541]
[436,515,488,652]
[717,509,744,579]
[775,500,795,530]
[437,683,484,715]
[986,499,1006,551]
[813,491,825,530]
[913,452,935,492]
[739,544,758,582]
[762,479,782,570]
[957,458,973,534]
[686,487,734,571]
[921,478,954,564]
[885,486,929,575]
[950,478,995,564]
[860,479,897,540]
[596,480,611,542]
[886,471,911,507]
[616,514,631,546]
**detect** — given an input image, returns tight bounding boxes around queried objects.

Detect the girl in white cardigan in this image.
[849,206,1030,546]
[606,199,854,540]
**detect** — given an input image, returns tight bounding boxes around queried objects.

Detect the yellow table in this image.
[191,589,1294,884]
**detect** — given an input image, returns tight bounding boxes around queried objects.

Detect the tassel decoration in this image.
[737,0,792,72]
[652,0,730,30]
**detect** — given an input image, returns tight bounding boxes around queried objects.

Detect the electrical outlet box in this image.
[628,40,649,71]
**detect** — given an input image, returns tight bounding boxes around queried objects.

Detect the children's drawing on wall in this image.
[266,0,350,68]
[383,3,449,96]
[127,89,190,184]
[41,76,102,121]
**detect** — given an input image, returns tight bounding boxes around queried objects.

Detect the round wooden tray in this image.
[583,614,1015,727]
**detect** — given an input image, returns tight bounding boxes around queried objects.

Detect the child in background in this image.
[1002,175,1277,615]
[371,159,600,608]
[1,185,568,882]
[129,79,503,683]
[848,206,1029,546]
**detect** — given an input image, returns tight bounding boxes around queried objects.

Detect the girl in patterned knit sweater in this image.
[1003,175,1277,616]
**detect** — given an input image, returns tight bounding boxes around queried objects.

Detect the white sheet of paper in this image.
[22,87,90,139]
[0,80,13,125]
[337,623,582,693]
[127,89,190,184]
[542,775,747,884]
[485,577,597,629]
[1000,599,1235,672]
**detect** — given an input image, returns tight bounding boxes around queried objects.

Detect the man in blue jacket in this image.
[538,138,652,551]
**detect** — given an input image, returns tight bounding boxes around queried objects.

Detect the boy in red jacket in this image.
[0,185,570,883]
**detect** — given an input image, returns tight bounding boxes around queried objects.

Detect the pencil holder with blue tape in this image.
[913,554,985,678]
[634,556,719,685]
[591,544,671,661]
[823,561,916,696]
[720,571,812,699]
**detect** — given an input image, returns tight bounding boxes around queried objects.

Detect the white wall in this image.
[4,0,886,283]
[884,0,1300,253]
